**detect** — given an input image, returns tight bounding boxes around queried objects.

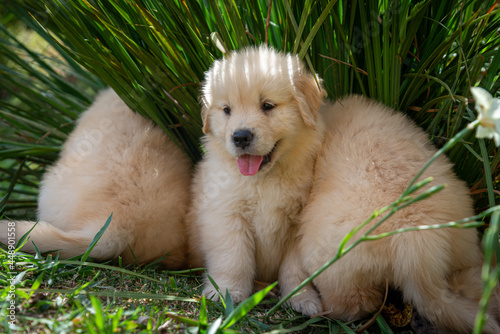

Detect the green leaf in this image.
[224,289,234,317]
[199,295,208,327]
[206,274,226,309]
[375,314,394,333]
[23,288,199,303]
[332,319,356,334]
[80,213,113,263]
[16,222,39,249]
[221,282,277,330]
[0,160,26,212]
[170,276,178,289]
[207,317,223,334]
[90,295,105,331]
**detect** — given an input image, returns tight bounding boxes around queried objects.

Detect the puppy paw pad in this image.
[202,285,220,302]
[284,289,323,316]
[202,284,250,304]
[291,299,323,316]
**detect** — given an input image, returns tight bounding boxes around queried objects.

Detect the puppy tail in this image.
[0,219,123,261]
[394,232,500,333]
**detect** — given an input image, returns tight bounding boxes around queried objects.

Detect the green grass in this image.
[0,250,203,333]
[0,249,366,333]
[1,0,500,333]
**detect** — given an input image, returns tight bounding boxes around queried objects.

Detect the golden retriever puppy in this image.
[192,46,499,332]
[189,46,325,312]
[1,88,191,268]
[296,95,500,333]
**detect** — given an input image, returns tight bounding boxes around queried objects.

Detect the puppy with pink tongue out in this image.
[233,129,266,176]
[188,46,325,314]
[237,154,263,176]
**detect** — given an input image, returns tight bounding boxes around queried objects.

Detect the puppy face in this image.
[201,46,326,176]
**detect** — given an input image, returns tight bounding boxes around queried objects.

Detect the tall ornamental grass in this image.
[2,0,499,211]
[1,1,499,333]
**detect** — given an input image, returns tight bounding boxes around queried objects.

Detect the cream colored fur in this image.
[190,46,500,332]
[296,96,500,333]
[0,89,191,268]
[189,46,325,310]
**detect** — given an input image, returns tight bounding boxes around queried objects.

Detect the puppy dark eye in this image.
[262,102,275,111]
[223,106,231,115]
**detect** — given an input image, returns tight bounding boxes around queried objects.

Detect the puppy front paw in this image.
[286,288,323,316]
[202,282,221,301]
[202,280,251,304]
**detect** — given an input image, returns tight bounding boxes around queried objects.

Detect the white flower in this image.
[471,87,500,146]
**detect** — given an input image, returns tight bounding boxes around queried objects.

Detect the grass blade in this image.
[221,282,277,330]
[80,213,113,263]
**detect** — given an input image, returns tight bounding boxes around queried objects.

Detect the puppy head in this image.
[200,46,326,176]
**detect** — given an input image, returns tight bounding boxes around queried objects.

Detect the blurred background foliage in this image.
[1,0,499,218]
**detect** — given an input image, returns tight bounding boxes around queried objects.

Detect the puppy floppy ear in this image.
[294,74,327,129]
[200,98,211,134]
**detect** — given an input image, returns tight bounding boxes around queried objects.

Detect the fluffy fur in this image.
[297,96,500,333]
[191,46,500,332]
[188,46,325,310]
[0,89,191,268]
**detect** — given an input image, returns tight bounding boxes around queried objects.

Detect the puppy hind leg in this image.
[392,231,500,333]
[320,278,385,321]
[0,219,129,261]
[279,245,322,316]
[449,265,500,328]
[0,219,93,258]
[315,248,386,321]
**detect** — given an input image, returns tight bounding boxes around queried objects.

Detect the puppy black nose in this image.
[233,130,254,149]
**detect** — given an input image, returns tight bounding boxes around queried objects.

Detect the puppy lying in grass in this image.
[1,88,191,268]
[190,46,500,333]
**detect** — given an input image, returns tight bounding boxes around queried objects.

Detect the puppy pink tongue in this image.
[237,155,263,176]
